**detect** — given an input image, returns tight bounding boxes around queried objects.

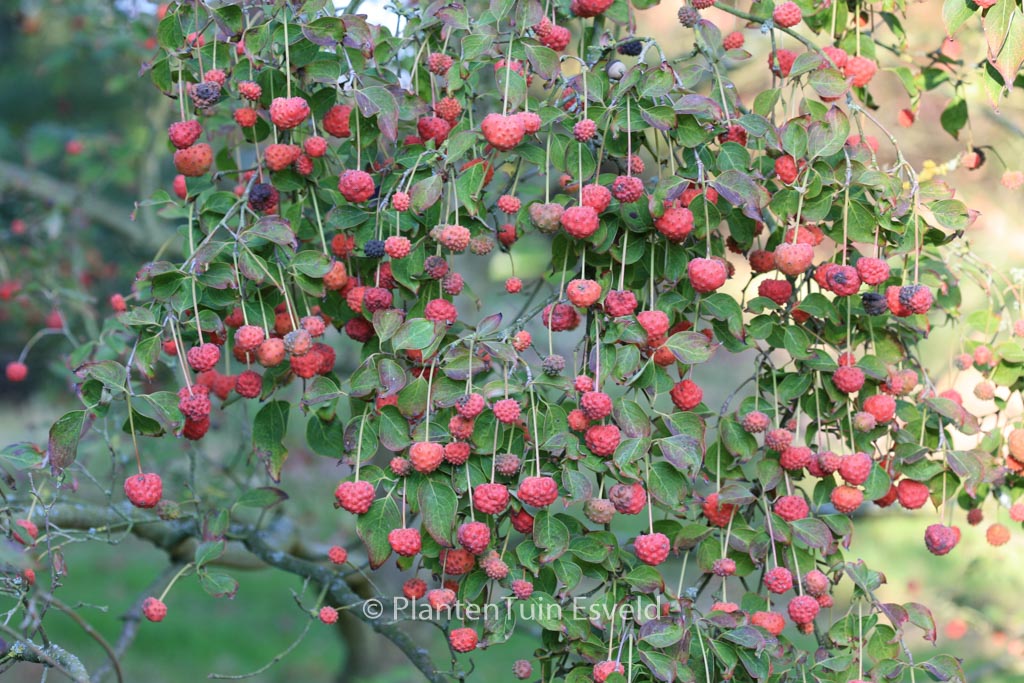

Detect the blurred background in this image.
[1,0,1022,681]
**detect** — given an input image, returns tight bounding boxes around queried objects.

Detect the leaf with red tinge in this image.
[921,654,966,682]
[409,175,442,213]
[905,601,937,642]
[789,518,833,550]
[48,410,88,474]
[880,602,910,631]
[355,86,399,143]
[658,434,702,474]
[665,331,714,364]
[244,216,297,251]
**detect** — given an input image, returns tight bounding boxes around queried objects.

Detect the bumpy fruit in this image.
[125,473,163,508]
[634,532,670,565]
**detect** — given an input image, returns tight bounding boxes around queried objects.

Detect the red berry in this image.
[319,606,339,624]
[764,567,794,593]
[125,473,163,509]
[173,143,213,176]
[585,424,620,457]
[560,205,600,239]
[323,104,352,138]
[773,1,802,27]
[788,595,819,625]
[593,661,625,683]
[634,532,670,566]
[688,257,728,293]
[5,361,27,382]
[518,476,559,507]
[670,379,703,411]
[924,523,958,555]
[838,452,872,485]
[142,597,167,622]
[830,485,864,514]
[774,495,810,521]
[168,120,202,149]
[473,483,509,515]
[338,170,375,203]
[334,480,375,514]
[449,627,478,653]
[702,492,735,527]
[409,441,444,473]
[480,113,525,151]
[328,546,348,564]
[269,96,310,129]
[388,527,422,556]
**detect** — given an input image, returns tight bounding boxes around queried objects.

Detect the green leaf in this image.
[157,15,183,49]
[533,510,570,563]
[253,401,290,482]
[235,487,289,510]
[418,477,458,547]
[355,86,399,142]
[789,518,832,550]
[79,360,126,392]
[939,97,968,139]
[942,0,975,36]
[195,540,225,569]
[640,621,684,648]
[409,175,443,212]
[392,319,441,351]
[48,411,87,473]
[199,571,239,599]
[244,216,297,250]
[720,418,756,459]
[357,496,401,569]
[658,435,702,474]
[665,331,714,364]
[379,406,411,452]
[523,43,559,80]
[0,443,43,470]
[927,199,969,231]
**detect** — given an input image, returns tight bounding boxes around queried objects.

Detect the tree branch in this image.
[4,500,445,683]
[0,159,164,251]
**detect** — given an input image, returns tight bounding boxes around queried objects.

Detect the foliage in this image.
[3,0,1024,681]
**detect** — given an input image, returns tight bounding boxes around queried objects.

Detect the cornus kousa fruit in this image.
[592,661,625,683]
[611,175,644,203]
[334,480,375,514]
[174,143,213,176]
[566,279,602,307]
[788,595,820,625]
[142,597,167,623]
[480,113,525,151]
[925,524,958,556]
[772,1,802,27]
[457,521,490,555]
[670,379,703,410]
[338,170,375,203]
[702,493,735,527]
[518,476,558,507]
[124,473,163,508]
[168,120,202,149]
[688,257,728,293]
[560,205,600,239]
[654,206,694,242]
[604,290,637,317]
[634,532,670,566]
[609,483,646,515]
[473,483,509,514]
[269,97,310,129]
